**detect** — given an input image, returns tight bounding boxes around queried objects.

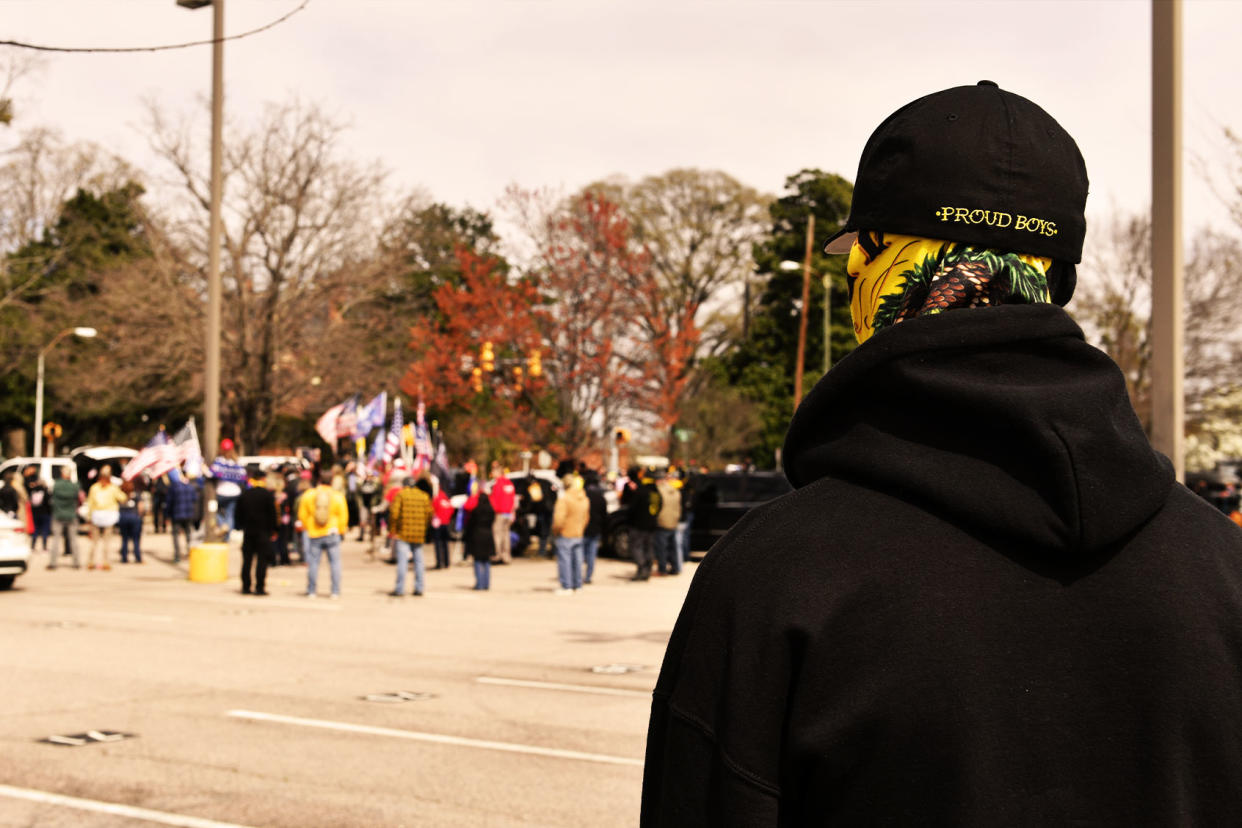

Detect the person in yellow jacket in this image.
[551,473,591,594]
[297,470,349,598]
[85,465,127,570]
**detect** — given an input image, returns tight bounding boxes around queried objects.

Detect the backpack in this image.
[313,488,332,528]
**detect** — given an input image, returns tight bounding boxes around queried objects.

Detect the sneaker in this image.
[387,590,404,597]
[554,587,573,596]
[305,593,317,599]
[329,594,339,600]
[254,590,268,596]
[413,590,423,597]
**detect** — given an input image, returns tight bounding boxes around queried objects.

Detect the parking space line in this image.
[227,710,644,768]
[0,784,253,828]
[476,676,651,698]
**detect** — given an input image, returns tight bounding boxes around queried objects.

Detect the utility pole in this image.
[1151,0,1184,481]
[793,214,814,408]
[205,0,224,470]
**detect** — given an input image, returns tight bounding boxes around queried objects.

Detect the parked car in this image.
[0,456,77,488]
[70,446,138,490]
[688,470,793,555]
[0,510,30,589]
[506,470,562,555]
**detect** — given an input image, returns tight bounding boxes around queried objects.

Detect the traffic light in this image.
[614,427,631,445]
[471,366,483,393]
[480,341,495,372]
[528,349,542,377]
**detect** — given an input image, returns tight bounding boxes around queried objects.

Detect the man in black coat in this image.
[642,82,1242,825]
[621,466,662,582]
[235,473,277,596]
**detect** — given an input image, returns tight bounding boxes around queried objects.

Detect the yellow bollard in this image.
[189,542,229,583]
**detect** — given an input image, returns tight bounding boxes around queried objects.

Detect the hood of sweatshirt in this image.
[782,304,1173,557]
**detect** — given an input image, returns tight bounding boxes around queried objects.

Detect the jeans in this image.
[394,540,425,595]
[582,534,600,584]
[555,536,584,590]
[630,528,655,579]
[171,519,193,562]
[305,533,342,596]
[492,512,513,562]
[217,495,238,541]
[677,515,692,565]
[49,518,79,568]
[432,526,450,568]
[534,511,551,556]
[473,558,491,590]
[655,528,679,574]
[118,509,143,562]
[30,512,51,550]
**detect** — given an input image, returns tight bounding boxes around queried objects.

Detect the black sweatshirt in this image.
[642,304,1242,826]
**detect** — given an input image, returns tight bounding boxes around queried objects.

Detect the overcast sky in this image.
[6,0,1241,241]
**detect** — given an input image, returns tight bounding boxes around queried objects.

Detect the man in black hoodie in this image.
[642,82,1242,826]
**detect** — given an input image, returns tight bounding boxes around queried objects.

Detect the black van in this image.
[688,471,792,555]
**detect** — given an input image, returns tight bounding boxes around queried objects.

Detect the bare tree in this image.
[1076,212,1242,456]
[1074,213,1153,430]
[147,99,390,449]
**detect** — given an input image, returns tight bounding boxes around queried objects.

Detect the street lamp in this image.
[35,327,96,459]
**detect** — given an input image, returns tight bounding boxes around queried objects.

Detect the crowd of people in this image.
[0,439,705,598]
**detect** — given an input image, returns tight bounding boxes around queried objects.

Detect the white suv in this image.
[0,511,30,590]
[0,456,77,488]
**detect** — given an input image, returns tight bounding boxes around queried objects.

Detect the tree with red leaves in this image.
[400,248,556,462]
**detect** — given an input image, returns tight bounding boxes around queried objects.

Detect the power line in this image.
[0,0,310,54]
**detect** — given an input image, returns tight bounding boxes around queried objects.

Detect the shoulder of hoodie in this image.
[690,473,1017,610]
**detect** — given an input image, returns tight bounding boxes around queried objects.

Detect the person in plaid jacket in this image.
[388,475,432,596]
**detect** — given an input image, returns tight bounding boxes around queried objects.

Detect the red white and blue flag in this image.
[381,398,403,465]
[354,391,387,438]
[122,418,202,481]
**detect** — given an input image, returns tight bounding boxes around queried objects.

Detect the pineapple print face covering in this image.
[847,231,1053,344]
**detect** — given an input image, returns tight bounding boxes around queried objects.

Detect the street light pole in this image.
[793,214,814,408]
[34,327,96,459]
[205,0,225,468]
[178,0,224,541]
[177,0,223,469]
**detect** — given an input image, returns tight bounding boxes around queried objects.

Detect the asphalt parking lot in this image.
[0,533,695,827]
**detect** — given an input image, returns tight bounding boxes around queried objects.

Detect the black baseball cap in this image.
[824,81,1088,303]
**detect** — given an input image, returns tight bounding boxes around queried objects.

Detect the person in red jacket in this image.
[430,485,454,570]
[488,462,517,563]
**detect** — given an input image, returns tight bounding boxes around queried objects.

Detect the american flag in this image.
[121,418,201,481]
[381,399,403,465]
[121,428,170,481]
[335,395,359,439]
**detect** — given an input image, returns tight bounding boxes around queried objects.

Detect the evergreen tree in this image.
[720,169,853,467]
